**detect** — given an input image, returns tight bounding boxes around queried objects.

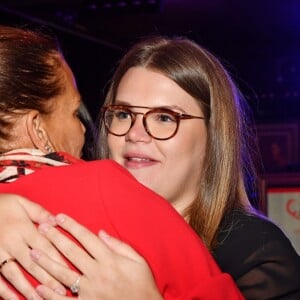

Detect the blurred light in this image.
[82,0,162,14]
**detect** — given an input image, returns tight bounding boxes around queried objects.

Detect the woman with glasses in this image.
[1,33,300,299]
[0,26,242,300]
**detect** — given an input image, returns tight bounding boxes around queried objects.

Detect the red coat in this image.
[0,159,244,299]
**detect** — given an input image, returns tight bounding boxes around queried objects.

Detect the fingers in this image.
[0,277,19,300]
[38,222,95,271]
[0,259,41,299]
[30,249,81,294]
[44,214,110,259]
[36,285,69,300]
[5,226,69,294]
[33,216,162,300]
[0,195,67,297]
[0,194,64,268]
[99,230,145,263]
[38,215,146,270]
[0,254,66,299]
[16,195,57,225]
[21,235,69,267]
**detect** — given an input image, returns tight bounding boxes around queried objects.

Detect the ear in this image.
[26,111,53,153]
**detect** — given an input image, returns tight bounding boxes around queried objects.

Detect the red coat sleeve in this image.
[0,159,244,299]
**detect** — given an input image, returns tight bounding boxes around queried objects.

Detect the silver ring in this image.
[70,275,81,294]
[0,258,16,272]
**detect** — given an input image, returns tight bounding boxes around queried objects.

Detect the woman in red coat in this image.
[0,160,242,300]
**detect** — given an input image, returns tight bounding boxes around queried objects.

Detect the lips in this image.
[123,152,158,168]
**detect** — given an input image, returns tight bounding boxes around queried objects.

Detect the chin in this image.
[130,171,152,188]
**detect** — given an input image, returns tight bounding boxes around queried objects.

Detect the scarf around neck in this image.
[0,148,82,183]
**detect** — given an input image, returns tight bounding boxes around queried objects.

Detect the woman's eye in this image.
[156,113,176,122]
[115,110,131,119]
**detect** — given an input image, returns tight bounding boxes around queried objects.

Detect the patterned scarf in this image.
[0,149,82,183]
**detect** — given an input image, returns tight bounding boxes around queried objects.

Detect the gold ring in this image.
[0,258,16,271]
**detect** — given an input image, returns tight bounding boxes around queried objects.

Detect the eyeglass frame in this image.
[101,104,205,140]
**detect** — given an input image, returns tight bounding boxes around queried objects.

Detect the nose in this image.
[125,115,152,143]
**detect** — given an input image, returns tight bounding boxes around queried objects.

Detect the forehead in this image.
[48,59,81,112]
[116,67,202,113]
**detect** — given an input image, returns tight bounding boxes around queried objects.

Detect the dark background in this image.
[1,0,300,173]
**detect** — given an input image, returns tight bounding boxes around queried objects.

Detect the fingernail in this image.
[30,249,41,262]
[38,223,51,234]
[54,286,66,295]
[99,230,110,241]
[47,215,57,226]
[56,214,66,225]
[36,285,45,296]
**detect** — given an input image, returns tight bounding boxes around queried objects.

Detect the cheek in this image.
[107,135,121,158]
[172,131,205,156]
[172,128,207,171]
[61,124,85,154]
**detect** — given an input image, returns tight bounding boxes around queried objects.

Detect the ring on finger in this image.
[0,258,16,273]
[70,275,81,294]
